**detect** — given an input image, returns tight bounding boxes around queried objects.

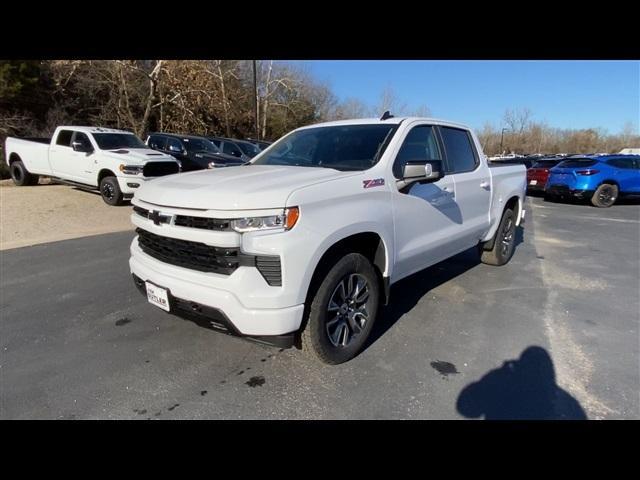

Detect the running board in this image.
[50,178,98,191]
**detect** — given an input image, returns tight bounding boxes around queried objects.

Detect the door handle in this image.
[480,181,491,190]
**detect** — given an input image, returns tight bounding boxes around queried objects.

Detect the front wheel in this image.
[99,176,124,206]
[301,253,380,365]
[591,183,618,208]
[480,207,517,266]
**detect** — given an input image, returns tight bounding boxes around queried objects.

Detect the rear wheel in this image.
[591,183,618,208]
[481,207,517,266]
[99,176,124,206]
[10,160,38,186]
[301,253,380,365]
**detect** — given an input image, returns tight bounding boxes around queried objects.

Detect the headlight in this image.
[232,207,299,232]
[119,164,143,175]
[208,161,217,169]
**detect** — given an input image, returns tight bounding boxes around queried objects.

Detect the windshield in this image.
[252,124,397,171]
[183,138,220,154]
[237,141,261,157]
[94,133,147,150]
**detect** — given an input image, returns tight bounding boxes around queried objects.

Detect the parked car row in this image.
[526,154,640,208]
[4,127,273,205]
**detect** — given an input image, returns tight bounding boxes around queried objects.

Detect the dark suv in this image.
[146,133,245,171]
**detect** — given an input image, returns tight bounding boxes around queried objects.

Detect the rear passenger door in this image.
[49,129,76,180]
[438,126,492,246]
[607,157,640,194]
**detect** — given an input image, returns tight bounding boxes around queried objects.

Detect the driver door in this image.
[391,124,465,281]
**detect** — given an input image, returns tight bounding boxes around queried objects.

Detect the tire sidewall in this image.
[495,209,516,264]
[307,253,380,364]
[592,183,618,208]
[100,176,123,206]
[10,161,28,186]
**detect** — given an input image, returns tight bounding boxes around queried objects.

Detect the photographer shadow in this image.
[456,346,587,420]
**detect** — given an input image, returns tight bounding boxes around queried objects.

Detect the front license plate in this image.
[146,282,170,312]
[529,180,538,185]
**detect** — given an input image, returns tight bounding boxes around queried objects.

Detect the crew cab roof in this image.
[296,117,472,131]
[57,126,136,134]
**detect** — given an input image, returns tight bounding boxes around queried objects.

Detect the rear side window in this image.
[439,127,479,173]
[532,160,562,168]
[56,130,73,146]
[223,141,243,157]
[607,157,637,169]
[393,125,442,178]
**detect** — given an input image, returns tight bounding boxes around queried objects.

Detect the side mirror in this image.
[72,141,93,153]
[401,160,444,183]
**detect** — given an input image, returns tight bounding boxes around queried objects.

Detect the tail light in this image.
[576,169,600,176]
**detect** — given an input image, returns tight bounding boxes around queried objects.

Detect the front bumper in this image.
[132,274,296,348]
[129,239,304,338]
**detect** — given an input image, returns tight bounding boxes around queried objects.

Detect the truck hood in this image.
[102,148,176,164]
[136,165,353,210]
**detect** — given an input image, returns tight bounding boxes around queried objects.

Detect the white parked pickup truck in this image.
[5,126,180,205]
[129,115,526,364]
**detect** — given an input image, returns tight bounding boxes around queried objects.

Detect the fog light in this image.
[127,183,140,188]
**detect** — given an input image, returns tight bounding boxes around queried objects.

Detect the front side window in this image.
[439,127,479,173]
[72,132,93,151]
[393,125,441,178]
[237,141,260,157]
[56,130,73,147]
[166,138,183,153]
[148,135,167,150]
[93,133,147,150]
[252,124,397,171]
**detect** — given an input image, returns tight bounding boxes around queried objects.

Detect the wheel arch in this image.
[97,169,117,184]
[483,195,521,251]
[304,231,391,309]
[8,152,22,164]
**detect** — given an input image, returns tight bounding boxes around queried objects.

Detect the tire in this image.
[481,207,517,266]
[10,160,38,186]
[301,253,380,365]
[99,176,124,206]
[591,183,618,208]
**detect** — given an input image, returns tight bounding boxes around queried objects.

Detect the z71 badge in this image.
[363,178,385,189]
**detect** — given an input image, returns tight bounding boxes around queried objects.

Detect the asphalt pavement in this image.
[1,196,638,419]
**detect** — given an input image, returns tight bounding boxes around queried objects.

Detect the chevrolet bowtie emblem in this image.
[150,210,170,226]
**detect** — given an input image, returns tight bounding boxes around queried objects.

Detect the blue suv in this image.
[545,155,640,207]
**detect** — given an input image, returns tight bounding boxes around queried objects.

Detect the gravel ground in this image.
[0,179,133,250]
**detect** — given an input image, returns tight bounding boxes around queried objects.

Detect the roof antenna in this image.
[380,110,394,121]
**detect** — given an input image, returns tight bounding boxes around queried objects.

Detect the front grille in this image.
[135,228,283,286]
[143,161,180,177]
[136,228,249,274]
[174,215,231,231]
[134,206,232,231]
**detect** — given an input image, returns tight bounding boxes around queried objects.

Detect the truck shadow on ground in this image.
[455,346,587,419]
[365,226,524,351]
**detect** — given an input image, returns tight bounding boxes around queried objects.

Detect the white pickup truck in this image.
[5,126,180,205]
[129,115,526,364]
